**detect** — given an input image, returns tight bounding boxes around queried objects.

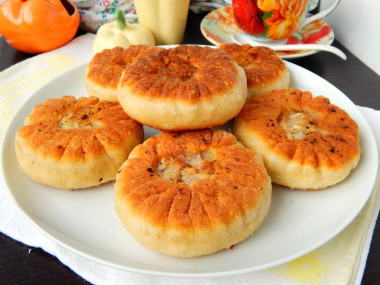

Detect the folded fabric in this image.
[72,0,138,32]
[0,34,379,285]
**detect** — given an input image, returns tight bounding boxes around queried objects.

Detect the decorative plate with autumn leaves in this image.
[201,6,334,59]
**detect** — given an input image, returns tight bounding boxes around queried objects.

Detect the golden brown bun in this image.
[218,43,290,98]
[233,89,361,190]
[114,129,271,257]
[117,45,247,131]
[15,96,144,190]
[86,45,164,101]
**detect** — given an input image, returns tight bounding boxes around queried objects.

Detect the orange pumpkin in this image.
[0,0,80,54]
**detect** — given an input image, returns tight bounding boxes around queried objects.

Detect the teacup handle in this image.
[301,0,341,28]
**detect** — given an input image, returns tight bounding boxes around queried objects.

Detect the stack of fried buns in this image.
[15,43,360,258]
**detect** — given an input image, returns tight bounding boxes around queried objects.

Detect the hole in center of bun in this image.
[279,112,326,140]
[155,150,216,185]
[161,55,198,82]
[58,108,100,129]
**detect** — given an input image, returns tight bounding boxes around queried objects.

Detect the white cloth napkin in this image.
[0,34,379,285]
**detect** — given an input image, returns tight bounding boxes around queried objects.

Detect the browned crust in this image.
[115,129,270,230]
[17,96,144,162]
[234,89,360,169]
[218,43,287,89]
[118,45,241,103]
[86,45,164,89]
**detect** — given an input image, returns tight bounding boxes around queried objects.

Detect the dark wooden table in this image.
[1,11,379,284]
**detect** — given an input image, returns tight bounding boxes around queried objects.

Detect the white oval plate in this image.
[1,61,378,277]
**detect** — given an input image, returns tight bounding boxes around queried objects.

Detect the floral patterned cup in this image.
[232,0,340,42]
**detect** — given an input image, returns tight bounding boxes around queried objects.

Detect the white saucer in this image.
[200,6,335,59]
